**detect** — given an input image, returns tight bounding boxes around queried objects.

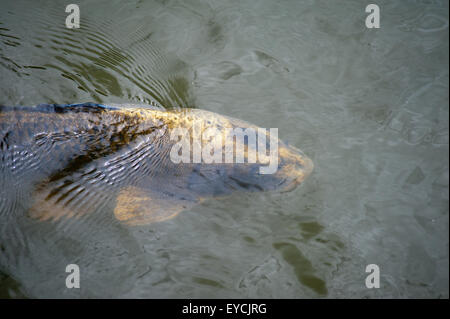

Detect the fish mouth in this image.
[279,148,314,193]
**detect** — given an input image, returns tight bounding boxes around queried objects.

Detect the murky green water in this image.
[0,0,448,298]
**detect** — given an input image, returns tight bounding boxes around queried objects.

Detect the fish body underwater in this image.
[0,103,313,226]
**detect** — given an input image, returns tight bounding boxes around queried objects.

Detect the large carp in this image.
[0,103,313,225]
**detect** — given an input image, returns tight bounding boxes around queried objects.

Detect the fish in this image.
[0,103,313,225]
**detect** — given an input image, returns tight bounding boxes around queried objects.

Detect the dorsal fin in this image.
[40,103,119,113]
[0,103,119,114]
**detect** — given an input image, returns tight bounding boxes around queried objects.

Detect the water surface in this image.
[0,0,448,298]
